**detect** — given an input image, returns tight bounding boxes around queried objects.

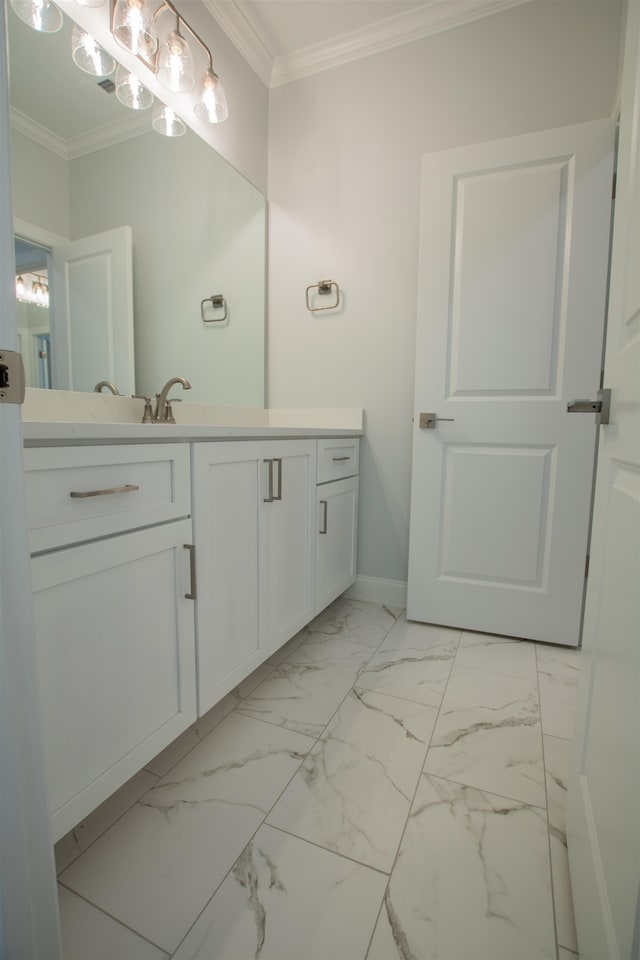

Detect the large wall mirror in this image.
[8,6,266,407]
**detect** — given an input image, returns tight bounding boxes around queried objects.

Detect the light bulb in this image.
[157,30,194,93]
[71,24,115,77]
[152,102,186,138]
[16,276,25,298]
[9,0,62,33]
[115,64,153,110]
[112,0,156,65]
[194,69,228,123]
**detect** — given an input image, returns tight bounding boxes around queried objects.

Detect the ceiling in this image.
[205,0,532,86]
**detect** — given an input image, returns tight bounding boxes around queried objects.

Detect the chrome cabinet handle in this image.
[70,483,140,499]
[319,499,328,534]
[273,458,283,501]
[332,456,351,461]
[184,544,197,600]
[264,459,274,502]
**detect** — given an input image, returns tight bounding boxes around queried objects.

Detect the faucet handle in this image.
[133,395,154,423]
[163,398,182,424]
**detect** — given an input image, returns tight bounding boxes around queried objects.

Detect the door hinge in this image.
[0,350,26,405]
[585,554,590,579]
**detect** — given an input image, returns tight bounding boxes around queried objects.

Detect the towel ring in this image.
[306,280,340,312]
[201,294,228,323]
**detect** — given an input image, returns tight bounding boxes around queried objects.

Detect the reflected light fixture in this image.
[152,100,186,137]
[15,273,50,308]
[112,0,157,65]
[115,63,154,109]
[71,23,116,76]
[9,0,62,32]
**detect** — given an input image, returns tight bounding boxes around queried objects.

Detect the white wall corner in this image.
[203,0,274,87]
[344,575,407,611]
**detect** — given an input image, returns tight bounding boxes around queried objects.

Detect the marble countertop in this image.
[22,390,364,445]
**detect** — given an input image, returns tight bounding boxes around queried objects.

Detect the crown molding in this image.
[10,108,68,160]
[203,0,273,86]
[202,0,532,89]
[10,107,150,161]
[271,0,532,87]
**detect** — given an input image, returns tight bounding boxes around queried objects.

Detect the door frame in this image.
[0,0,61,954]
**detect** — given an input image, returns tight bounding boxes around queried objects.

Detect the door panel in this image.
[450,161,568,396]
[51,226,134,394]
[567,3,640,955]
[408,120,614,645]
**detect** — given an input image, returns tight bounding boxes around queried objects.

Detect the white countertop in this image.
[22,389,364,445]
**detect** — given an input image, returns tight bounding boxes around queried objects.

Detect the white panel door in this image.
[408,120,614,646]
[51,226,134,394]
[567,3,640,955]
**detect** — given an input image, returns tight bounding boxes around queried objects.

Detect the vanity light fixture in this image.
[157,26,194,92]
[71,23,116,76]
[9,0,62,32]
[110,0,228,123]
[115,63,154,109]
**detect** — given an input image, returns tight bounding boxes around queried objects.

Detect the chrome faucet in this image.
[94,380,121,395]
[154,377,192,422]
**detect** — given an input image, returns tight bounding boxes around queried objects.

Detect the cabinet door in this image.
[260,440,317,655]
[192,443,261,716]
[316,476,359,613]
[31,520,196,841]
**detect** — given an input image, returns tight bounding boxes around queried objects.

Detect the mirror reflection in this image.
[8,7,266,406]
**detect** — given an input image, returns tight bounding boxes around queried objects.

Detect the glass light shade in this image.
[112,0,156,65]
[115,64,153,110]
[194,69,228,123]
[75,0,104,6]
[9,0,62,33]
[156,30,194,93]
[152,102,186,138]
[71,24,115,77]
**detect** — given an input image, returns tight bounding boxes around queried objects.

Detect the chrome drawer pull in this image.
[319,499,328,534]
[273,458,283,501]
[332,456,351,461]
[184,544,197,600]
[69,483,140,499]
[264,459,274,502]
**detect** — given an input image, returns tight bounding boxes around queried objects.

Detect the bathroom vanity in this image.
[22,396,362,841]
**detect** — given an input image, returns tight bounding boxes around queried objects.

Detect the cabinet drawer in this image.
[317,438,359,484]
[25,444,191,553]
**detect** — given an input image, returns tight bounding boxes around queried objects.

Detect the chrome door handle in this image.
[567,388,610,424]
[419,412,455,429]
[319,499,328,534]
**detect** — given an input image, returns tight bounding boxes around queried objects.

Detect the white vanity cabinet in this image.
[191,439,316,715]
[315,439,359,612]
[24,444,196,842]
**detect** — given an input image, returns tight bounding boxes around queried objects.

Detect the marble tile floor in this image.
[55,598,582,960]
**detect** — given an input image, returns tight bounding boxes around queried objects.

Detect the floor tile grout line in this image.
[57,880,169,956]
[167,601,399,957]
[363,626,464,960]
[263,823,393,878]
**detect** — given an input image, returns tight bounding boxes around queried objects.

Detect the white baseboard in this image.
[344,575,407,610]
